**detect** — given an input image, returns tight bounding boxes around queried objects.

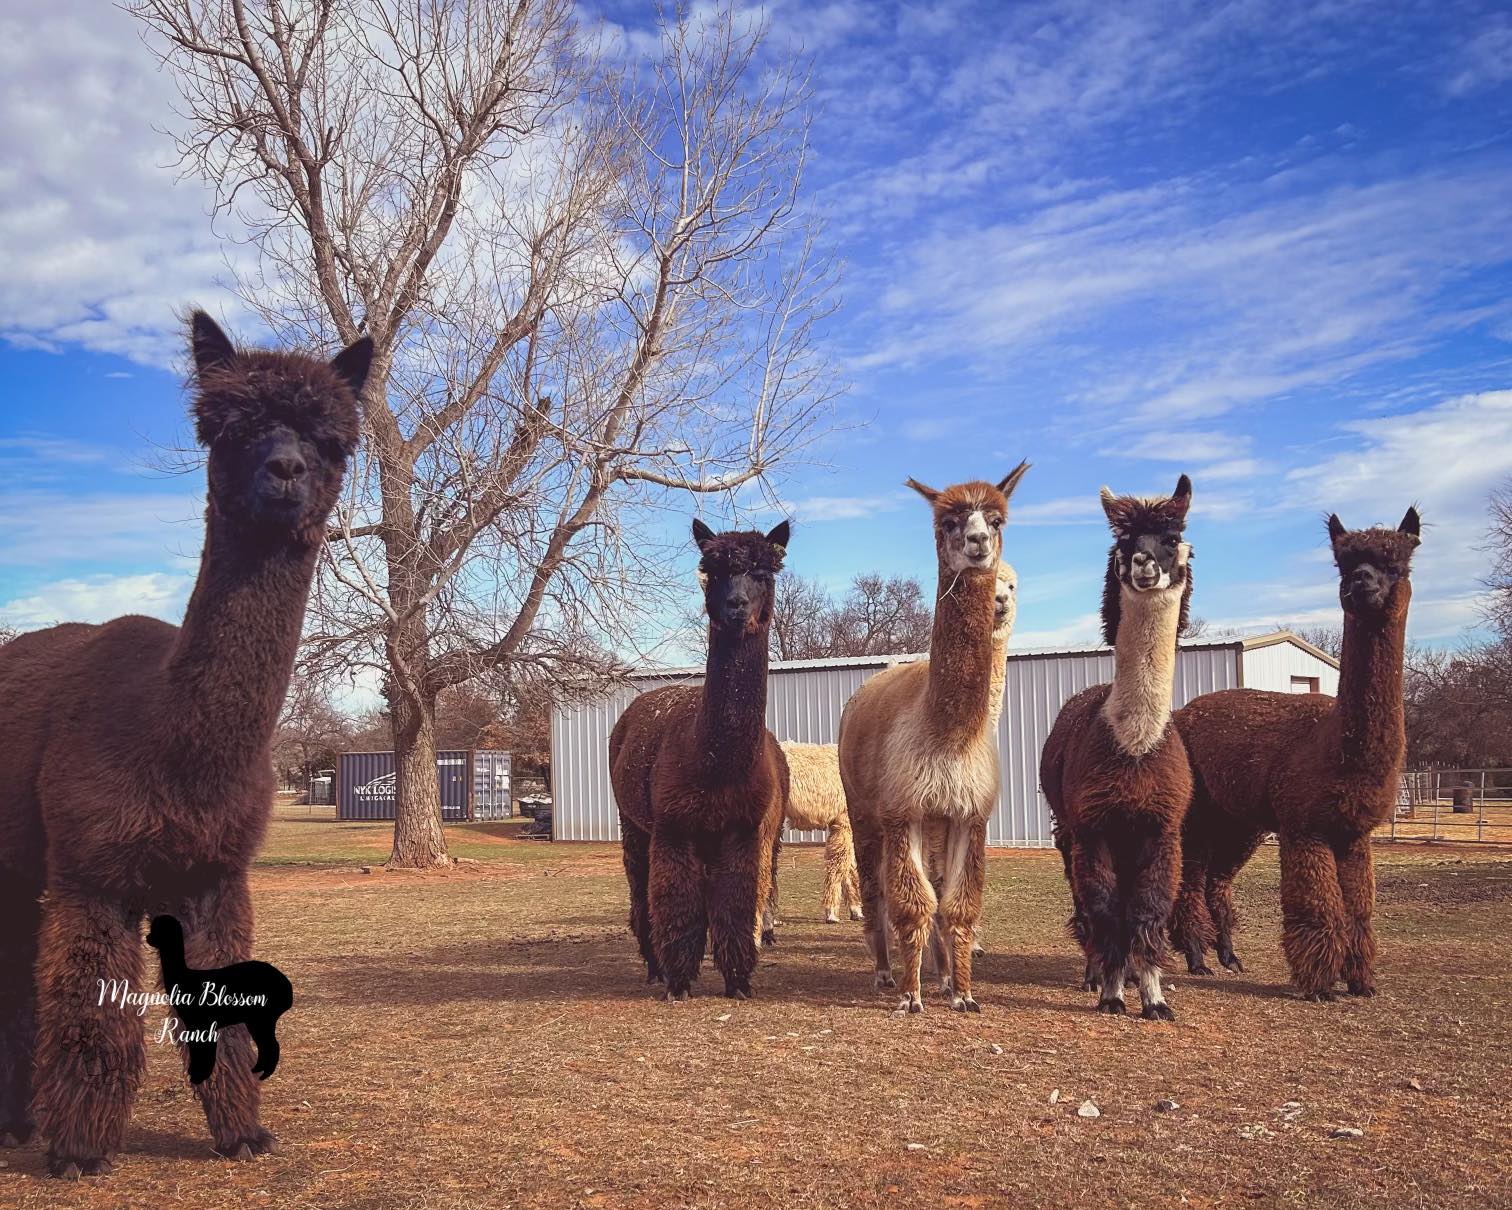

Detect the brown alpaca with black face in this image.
[0,314,367,1178]
[839,465,1029,1015]
[609,521,792,1001]
[1169,510,1420,998]
[1040,476,1194,1020]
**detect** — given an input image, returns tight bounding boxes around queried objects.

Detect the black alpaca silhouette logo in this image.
[144,916,293,1084]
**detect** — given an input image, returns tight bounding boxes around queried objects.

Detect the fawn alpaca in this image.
[610,521,792,1000]
[1040,477,1194,1019]
[1170,510,1420,998]
[839,466,1030,1014]
[0,314,367,1176]
[779,743,863,923]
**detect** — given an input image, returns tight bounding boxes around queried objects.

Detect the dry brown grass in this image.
[3,834,1509,1210]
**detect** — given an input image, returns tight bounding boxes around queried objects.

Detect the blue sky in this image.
[3,0,1511,655]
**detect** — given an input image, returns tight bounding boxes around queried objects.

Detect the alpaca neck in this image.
[1332,588,1409,779]
[165,513,319,779]
[1102,584,1182,757]
[694,622,771,783]
[924,566,996,745]
[987,624,1013,726]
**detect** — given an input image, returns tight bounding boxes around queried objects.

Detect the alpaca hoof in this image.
[49,1153,113,1179]
[1096,998,1127,1015]
[824,911,840,924]
[724,979,753,1000]
[1346,981,1377,997]
[1189,963,1215,977]
[664,987,692,1003]
[0,1122,35,1147]
[1303,990,1337,1003]
[1220,953,1244,973]
[761,929,777,947]
[1081,976,1101,993]
[1140,1002,1176,1022]
[894,993,923,1014]
[951,995,980,1013]
[215,1128,277,1159]
[874,971,896,989]
[849,907,864,921]
[646,971,664,984]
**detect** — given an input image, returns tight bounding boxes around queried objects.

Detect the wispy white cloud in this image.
[0,490,201,566]
[788,493,905,522]
[1,571,194,628]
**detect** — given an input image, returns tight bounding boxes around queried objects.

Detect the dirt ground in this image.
[2,830,1509,1210]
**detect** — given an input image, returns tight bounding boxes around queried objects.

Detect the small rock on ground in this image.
[1077,1101,1100,1119]
[1330,1126,1364,1139]
[1156,1098,1180,1113]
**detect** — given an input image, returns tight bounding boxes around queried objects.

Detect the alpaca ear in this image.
[996,460,1031,500]
[1099,486,1127,531]
[1327,514,1347,543]
[1167,474,1193,522]
[190,311,236,376]
[904,477,940,504]
[765,520,791,553]
[1399,506,1421,537]
[691,519,716,550]
[331,335,374,399]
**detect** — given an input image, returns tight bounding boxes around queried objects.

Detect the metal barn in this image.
[337,749,513,822]
[549,632,1338,847]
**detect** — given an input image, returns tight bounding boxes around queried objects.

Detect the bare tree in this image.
[769,573,933,661]
[1283,623,1344,661]
[131,0,837,866]
[271,672,352,790]
[1488,480,1512,638]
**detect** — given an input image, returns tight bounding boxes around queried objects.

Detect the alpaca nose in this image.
[265,452,307,482]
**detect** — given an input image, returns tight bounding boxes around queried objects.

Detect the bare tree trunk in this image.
[388,679,448,869]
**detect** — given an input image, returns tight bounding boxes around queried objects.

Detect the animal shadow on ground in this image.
[146,916,293,1084]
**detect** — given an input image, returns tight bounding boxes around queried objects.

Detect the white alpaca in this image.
[778,743,863,924]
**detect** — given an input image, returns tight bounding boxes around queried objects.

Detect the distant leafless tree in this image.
[132,0,838,866]
[1283,623,1344,661]
[770,573,933,661]
[1180,616,1241,641]
[0,624,18,646]
[1487,480,1512,638]
[271,673,353,790]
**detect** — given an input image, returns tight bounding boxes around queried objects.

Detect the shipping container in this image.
[550,632,1339,846]
[336,749,512,822]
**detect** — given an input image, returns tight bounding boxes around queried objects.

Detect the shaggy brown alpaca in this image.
[1169,510,1420,998]
[1040,476,1194,1020]
[609,521,792,1001]
[840,466,1030,1014]
[779,743,862,923]
[0,314,367,1177]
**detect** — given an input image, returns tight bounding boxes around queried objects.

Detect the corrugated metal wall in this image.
[1242,641,1340,696]
[552,641,1258,847]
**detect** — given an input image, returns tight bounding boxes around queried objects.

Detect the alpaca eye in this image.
[989,518,1002,530]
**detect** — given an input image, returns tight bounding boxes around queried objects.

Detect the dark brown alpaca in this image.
[1040,476,1194,1019]
[0,314,368,1177]
[1169,510,1420,999]
[609,521,791,1001]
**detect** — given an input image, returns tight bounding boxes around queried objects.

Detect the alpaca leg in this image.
[1071,836,1125,1012]
[1170,840,1216,976]
[937,816,987,1012]
[0,881,40,1147]
[1335,835,1378,996]
[822,822,849,924]
[834,813,864,920]
[708,827,762,1000]
[758,824,781,948]
[1126,825,1180,1022]
[1208,829,1264,974]
[33,894,145,1177]
[852,813,892,987]
[649,825,706,1001]
[883,818,935,1014]
[173,879,274,1158]
[620,822,661,983]
[1279,833,1347,1000]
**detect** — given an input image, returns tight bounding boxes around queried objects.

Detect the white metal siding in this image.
[1242,643,1340,696]
[552,639,1269,847]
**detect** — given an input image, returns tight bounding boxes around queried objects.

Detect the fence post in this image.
[1480,770,1487,843]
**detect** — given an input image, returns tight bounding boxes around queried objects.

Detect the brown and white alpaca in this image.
[0,314,367,1176]
[779,743,863,923]
[1169,510,1420,998]
[609,521,791,1001]
[1040,477,1194,1020]
[927,560,1016,979]
[839,466,1030,1014]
